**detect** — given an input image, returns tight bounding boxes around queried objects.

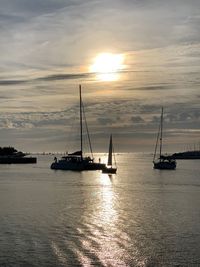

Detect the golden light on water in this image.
[90,53,124,81]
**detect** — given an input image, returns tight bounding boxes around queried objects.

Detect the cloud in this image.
[0,79,27,86]
[0,96,199,152]
[0,72,93,86]
[36,73,92,81]
[131,116,145,123]
[127,85,172,91]
[1,0,200,74]
[97,117,117,125]
[0,0,71,17]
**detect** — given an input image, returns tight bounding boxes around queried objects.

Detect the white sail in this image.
[108,134,112,166]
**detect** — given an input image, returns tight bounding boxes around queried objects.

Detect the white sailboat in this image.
[102,134,117,174]
[153,107,176,170]
[50,85,106,171]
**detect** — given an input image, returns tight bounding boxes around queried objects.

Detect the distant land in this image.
[29,150,200,160]
[171,150,200,160]
[0,147,37,164]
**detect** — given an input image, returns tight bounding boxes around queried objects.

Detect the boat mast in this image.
[108,134,113,166]
[159,107,163,159]
[153,122,160,162]
[82,103,94,159]
[79,85,83,158]
[112,136,117,168]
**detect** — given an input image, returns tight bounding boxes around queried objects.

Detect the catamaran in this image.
[153,107,176,170]
[102,134,117,174]
[50,85,105,171]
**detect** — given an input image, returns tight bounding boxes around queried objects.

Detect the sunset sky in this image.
[0,0,199,153]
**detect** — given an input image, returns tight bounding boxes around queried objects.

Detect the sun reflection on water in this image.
[98,173,117,224]
[79,172,132,266]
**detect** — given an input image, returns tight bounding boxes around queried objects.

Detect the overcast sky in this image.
[0,0,199,152]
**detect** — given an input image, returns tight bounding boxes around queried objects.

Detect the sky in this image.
[0,0,199,153]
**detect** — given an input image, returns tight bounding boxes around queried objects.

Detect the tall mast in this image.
[79,85,83,158]
[108,134,113,166]
[153,122,161,162]
[159,107,163,159]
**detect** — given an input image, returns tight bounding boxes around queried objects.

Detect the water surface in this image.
[0,154,199,266]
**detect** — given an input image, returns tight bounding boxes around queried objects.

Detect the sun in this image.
[90,53,124,81]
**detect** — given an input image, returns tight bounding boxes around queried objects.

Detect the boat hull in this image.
[102,167,117,174]
[51,160,105,171]
[153,161,176,170]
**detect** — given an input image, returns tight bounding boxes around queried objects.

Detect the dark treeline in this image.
[0,147,24,156]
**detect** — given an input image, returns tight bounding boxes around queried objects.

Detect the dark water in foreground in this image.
[0,153,200,267]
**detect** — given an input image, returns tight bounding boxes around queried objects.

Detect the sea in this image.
[0,153,199,267]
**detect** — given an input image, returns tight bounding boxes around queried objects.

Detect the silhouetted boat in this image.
[153,108,176,170]
[102,134,117,174]
[0,147,37,164]
[50,85,106,171]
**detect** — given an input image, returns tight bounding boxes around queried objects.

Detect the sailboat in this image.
[153,107,176,170]
[102,134,117,174]
[50,85,106,171]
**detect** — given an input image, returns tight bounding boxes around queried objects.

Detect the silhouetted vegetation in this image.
[172,150,200,159]
[0,147,24,156]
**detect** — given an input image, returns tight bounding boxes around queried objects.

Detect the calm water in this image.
[0,153,200,267]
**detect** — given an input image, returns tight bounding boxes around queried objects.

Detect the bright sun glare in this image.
[90,53,124,81]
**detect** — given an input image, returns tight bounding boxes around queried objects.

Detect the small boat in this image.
[153,107,176,170]
[50,85,106,171]
[102,134,117,174]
